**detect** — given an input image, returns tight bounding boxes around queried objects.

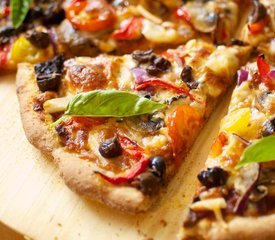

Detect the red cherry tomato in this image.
[112,17,143,40]
[66,0,115,32]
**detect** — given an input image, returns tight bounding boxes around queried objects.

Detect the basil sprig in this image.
[11,0,32,28]
[236,135,275,168]
[51,90,166,126]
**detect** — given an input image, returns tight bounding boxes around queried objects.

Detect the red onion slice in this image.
[237,69,249,86]
[47,27,58,55]
[131,67,148,84]
[233,163,260,214]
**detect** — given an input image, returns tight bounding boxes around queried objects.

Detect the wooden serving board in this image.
[0,74,232,240]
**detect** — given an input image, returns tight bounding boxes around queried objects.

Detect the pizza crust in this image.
[181,214,275,240]
[16,63,152,213]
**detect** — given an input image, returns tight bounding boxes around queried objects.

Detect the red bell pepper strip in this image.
[0,44,10,69]
[257,55,275,90]
[4,7,10,17]
[96,157,149,184]
[135,78,196,101]
[174,8,193,28]
[96,134,149,184]
[248,17,269,35]
[112,17,143,40]
[117,134,143,158]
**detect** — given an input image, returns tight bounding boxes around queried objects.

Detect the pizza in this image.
[181,56,275,239]
[1,0,244,73]
[16,39,251,212]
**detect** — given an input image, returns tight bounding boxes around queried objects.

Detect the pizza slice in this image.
[16,39,251,212]
[181,56,275,239]
[1,0,242,73]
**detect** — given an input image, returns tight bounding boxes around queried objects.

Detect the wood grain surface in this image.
[0,74,232,240]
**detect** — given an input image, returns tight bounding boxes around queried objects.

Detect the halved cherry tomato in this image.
[112,17,143,40]
[174,8,193,27]
[167,105,202,160]
[257,55,275,90]
[248,17,269,35]
[4,7,10,16]
[66,0,115,32]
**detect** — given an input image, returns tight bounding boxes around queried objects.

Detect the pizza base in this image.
[16,63,153,213]
[181,214,275,240]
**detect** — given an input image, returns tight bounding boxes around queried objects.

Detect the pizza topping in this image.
[148,155,166,178]
[135,79,193,100]
[26,30,50,49]
[237,69,249,86]
[65,0,115,32]
[40,2,65,25]
[112,17,143,40]
[132,171,161,195]
[10,0,32,28]
[180,65,193,83]
[197,167,228,189]
[233,163,260,214]
[56,90,165,120]
[236,135,275,168]
[33,91,58,112]
[0,27,16,45]
[131,67,149,84]
[35,54,64,92]
[249,0,267,24]
[262,117,275,137]
[146,57,171,76]
[131,49,155,64]
[98,137,122,158]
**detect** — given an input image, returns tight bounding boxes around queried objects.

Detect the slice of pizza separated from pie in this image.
[180,56,275,240]
[0,0,242,73]
[16,39,251,212]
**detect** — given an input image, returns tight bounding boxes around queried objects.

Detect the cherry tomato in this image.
[66,0,115,32]
[112,17,143,40]
[0,44,10,69]
[248,17,269,35]
[167,105,202,159]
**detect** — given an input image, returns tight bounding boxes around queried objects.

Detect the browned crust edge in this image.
[181,214,275,240]
[16,63,151,213]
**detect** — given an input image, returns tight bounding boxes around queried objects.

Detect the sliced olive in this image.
[262,117,275,137]
[35,54,64,92]
[249,0,267,24]
[149,155,166,178]
[146,65,162,76]
[132,49,155,64]
[0,27,16,45]
[181,65,193,83]
[197,167,228,188]
[98,137,122,158]
[26,30,50,49]
[153,57,171,71]
[133,172,161,195]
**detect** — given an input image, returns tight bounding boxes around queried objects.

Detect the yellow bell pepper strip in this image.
[11,37,54,64]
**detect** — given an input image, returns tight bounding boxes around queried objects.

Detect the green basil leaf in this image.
[65,90,166,117]
[11,0,32,28]
[236,135,275,168]
[51,90,166,127]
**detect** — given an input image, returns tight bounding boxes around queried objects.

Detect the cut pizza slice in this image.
[181,56,275,239]
[16,39,251,212]
[1,0,243,73]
